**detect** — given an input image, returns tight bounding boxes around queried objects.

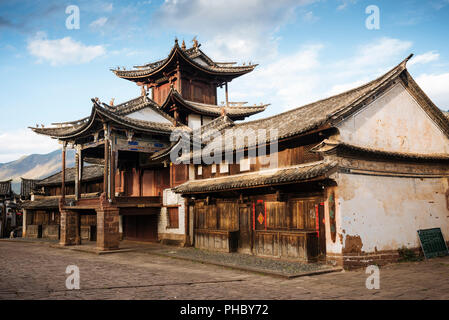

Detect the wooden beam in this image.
[74,148,80,201]
[61,142,66,201]
[225,82,229,107]
[103,123,109,199]
[79,148,84,197]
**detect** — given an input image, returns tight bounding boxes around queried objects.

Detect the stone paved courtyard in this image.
[1,241,449,300]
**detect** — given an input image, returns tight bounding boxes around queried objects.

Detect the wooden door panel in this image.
[238,207,251,252]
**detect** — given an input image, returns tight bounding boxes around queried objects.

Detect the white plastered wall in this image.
[331,173,449,253]
[337,82,449,154]
[127,107,172,123]
[158,188,185,237]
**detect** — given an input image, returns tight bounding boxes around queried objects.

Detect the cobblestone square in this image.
[1,242,449,300]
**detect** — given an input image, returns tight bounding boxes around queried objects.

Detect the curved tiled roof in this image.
[22,197,63,209]
[0,180,12,196]
[160,89,267,119]
[111,42,256,80]
[185,100,268,118]
[30,96,189,139]
[37,165,104,186]
[313,140,449,162]
[102,95,175,123]
[182,54,449,161]
[173,160,337,194]
[20,178,39,199]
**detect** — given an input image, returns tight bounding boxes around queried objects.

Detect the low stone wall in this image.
[194,229,234,253]
[254,230,319,262]
[158,233,185,245]
[327,247,426,270]
[26,225,40,238]
[42,225,59,240]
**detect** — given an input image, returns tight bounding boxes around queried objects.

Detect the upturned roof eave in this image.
[111,43,256,81]
[30,101,186,140]
[160,89,267,118]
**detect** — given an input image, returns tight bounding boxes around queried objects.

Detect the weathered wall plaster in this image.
[334,173,449,253]
[337,82,449,154]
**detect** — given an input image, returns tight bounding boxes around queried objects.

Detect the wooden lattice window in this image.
[167,207,179,229]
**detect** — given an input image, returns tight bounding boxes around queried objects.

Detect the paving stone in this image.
[1,241,449,299]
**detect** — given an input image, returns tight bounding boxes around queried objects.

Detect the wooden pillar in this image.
[225,82,229,107]
[22,209,27,238]
[184,198,190,246]
[176,61,181,93]
[109,134,117,201]
[61,142,66,201]
[119,215,123,240]
[110,148,117,200]
[103,123,109,199]
[79,148,84,197]
[74,149,80,201]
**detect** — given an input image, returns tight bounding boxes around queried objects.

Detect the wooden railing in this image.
[114,196,162,207]
[66,195,162,209]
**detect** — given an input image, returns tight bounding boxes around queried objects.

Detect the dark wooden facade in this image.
[181,131,332,262]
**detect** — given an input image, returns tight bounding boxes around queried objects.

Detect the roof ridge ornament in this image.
[181,40,186,50]
[192,36,199,51]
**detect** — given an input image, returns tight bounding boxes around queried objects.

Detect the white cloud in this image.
[0,129,59,163]
[155,0,317,60]
[302,11,319,23]
[27,32,106,66]
[409,51,440,66]
[90,17,108,28]
[103,3,113,12]
[350,37,413,69]
[337,0,357,10]
[415,73,449,109]
[221,37,414,113]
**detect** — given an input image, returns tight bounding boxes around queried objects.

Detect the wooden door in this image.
[123,215,158,241]
[238,206,252,253]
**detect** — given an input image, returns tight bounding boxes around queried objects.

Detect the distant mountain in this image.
[0,149,75,194]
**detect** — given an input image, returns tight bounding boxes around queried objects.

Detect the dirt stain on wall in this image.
[342,234,363,254]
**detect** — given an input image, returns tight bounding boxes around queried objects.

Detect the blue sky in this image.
[0,0,448,162]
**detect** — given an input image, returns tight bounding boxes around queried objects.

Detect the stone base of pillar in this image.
[60,210,81,246]
[96,207,120,250]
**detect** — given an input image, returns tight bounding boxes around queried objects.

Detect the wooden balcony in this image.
[114,196,162,208]
[63,195,162,210]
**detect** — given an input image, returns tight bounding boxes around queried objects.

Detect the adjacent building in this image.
[173,54,449,268]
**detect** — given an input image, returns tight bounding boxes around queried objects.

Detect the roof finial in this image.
[175,37,178,45]
[109,98,115,106]
[181,39,186,50]
[192,36,198,50]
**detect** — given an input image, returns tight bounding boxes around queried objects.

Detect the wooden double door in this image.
[236,199,327,257]
[123,214,158,242]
